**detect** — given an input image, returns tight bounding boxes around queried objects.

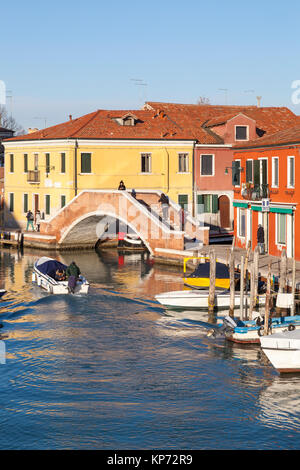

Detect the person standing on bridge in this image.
[158,193,169,222]
[26,210,35,231]
[118,180,126,190]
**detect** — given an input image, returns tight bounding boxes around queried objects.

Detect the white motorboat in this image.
[32,257,89,295]
[260,329,300,373]
[0,290,6,298]
[155,289,266,311]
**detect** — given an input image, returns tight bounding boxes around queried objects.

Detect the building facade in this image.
[233,125,300,259]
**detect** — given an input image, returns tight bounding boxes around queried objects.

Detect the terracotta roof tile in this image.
[233,123,300,149]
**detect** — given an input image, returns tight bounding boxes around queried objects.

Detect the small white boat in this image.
[0,290,6,298]
[155,289,266,311]
[260,329,300,373]
[217,314,300,344]
[32,257,89,295]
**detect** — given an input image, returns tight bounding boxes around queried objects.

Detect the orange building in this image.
[233,124,300,259]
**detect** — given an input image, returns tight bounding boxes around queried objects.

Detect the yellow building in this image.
[3,108,196,229]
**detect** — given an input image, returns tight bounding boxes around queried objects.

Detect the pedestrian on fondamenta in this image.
[26,210,35,231]
[158,192,169,222]
[257,224,265,254]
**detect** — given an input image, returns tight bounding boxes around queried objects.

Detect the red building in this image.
[233,124,300,260]
[145,102,300,233]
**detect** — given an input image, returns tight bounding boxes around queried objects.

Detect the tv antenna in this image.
[33,117,47,128]
[218,88,228,105]
[130,78,148,103]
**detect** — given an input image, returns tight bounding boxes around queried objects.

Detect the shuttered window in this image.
[10,154,14,173]
[246,160,253,183]
[201,154,213,175]
[24,154,28,173]
[178,154,189,172]
[61,153,66,173]
[178,194,188,209]
[45,195,50,215]
[61,195,66,208]
[253,160,260,185]
[197,194,218,213]
[288,156,295,188]
[272,157,279,187]
[9,193,14,212]
[23,194,28,213]
[45,153,50,174]
[232,160,241,186]
[235,126,248,140]
[81,153,91,173]
[197,194,204,214]
[141,153,151,173]
[238,209,246,237]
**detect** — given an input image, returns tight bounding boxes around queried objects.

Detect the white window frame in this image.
[235,125,249,141]
[245,158,253,183]
[9,192,14,212]
[238,207,246,238]
[272,157,279,188]
[140,153,152,174]
[233,159,241,187]
[178,153,189,173]
[200,154,215,176]
[80,152,93,175]
[287,156,295,188]
[45,194,51,216]
[276,213,286,246]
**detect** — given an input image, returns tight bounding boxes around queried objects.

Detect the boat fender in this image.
[47,284,52,294]
[288,324,296,331]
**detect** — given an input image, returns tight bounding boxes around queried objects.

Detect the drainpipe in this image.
[164,147,170,193]
[192,141,196,217]
[74,139,78,197]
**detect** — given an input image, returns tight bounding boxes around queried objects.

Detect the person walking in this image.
[180,206,186,232]
[257,224,265,254]
[158,193,169,222]
[26,210,35,231]
[35,210,41,232]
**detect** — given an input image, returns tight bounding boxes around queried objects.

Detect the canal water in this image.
[0,247,299,450]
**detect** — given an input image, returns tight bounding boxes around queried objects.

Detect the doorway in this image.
[219,195,230,229]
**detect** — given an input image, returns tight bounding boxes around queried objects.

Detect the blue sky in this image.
[1,0,300,129]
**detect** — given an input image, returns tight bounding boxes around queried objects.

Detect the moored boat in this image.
[155,289,266,311]
[183,260,231,290]
[260,329,300,373]
[32,257,89,295]
[217,314,300,344]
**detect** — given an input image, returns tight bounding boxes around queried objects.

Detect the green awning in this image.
[233,202,248,208]
[251,205,262,212]
[270,207,293,214]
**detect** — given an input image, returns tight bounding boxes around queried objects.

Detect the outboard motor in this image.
[218,315,238,335]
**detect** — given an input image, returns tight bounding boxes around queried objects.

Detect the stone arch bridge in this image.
[25,190,209,254]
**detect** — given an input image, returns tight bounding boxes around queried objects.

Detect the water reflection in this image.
[1,247,300,449]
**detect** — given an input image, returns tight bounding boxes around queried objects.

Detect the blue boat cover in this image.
[188,262,230,279]
[37,259,67,279]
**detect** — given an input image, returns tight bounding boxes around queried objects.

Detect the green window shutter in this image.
[23,194,28,213]
[178,194,188,210]
[253,160,260,185]
[9,193,14,212]
[24,154,28,173]
[45,195,50,215]
[61,195,66,208]
[81,153,91,173]
[10,154,14,173]
[246,160,252,182]
[61,153,66,173]
[204,195,211,213]
[45,154,50,174]
[232,161,240,186]
[197,194,204,214]
[212,194,218,213]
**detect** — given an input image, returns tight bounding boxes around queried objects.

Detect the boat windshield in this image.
[37,259,67,279]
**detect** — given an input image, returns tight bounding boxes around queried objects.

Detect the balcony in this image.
[241,183,269,201]
[27,170,40,183]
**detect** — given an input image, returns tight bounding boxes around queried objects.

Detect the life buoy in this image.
[288,324,296,331]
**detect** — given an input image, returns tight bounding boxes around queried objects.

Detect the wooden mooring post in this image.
[279,249,287,293]
[253,246,259,310]
[208,249,216,315]
[229,250,235,317]
[239,255,245,321]
[249,263,255,320]
[264,262,272,336]
[291,258,296,316]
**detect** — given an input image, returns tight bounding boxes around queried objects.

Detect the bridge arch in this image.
[58,210,153,254]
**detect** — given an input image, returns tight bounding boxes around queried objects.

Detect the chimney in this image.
[256,96,262,107]
[28,128,39,134]
[69,115,72,121]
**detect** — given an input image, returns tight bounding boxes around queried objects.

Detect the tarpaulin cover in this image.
[37,259,67,279]
[187,262,230,279]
